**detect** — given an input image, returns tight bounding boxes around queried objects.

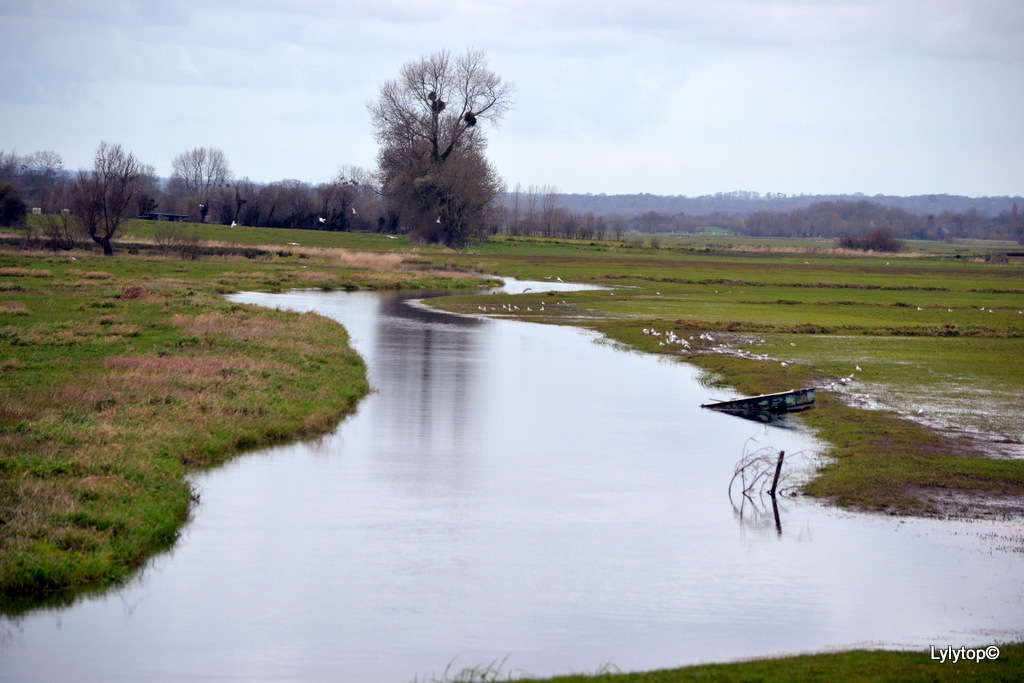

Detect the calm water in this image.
[2,282,1022,682]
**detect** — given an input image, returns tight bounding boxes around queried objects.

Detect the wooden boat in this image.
[701,387,815,415]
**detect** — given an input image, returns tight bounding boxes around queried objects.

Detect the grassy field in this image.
[2,224,1024,679]
[2,224,1022,677]
[0,226,481,609]
[432,234,1024,517]
[4,225,1019,610]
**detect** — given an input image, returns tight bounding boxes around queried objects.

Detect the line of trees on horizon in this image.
[3,145,1022,252]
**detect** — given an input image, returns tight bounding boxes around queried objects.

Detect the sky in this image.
[2,1,1022,198]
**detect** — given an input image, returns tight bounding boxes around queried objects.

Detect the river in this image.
[2,281,1021,682]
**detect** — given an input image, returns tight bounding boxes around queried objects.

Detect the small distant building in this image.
[138,212,189,222]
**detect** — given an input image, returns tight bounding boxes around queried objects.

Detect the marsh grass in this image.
[0,244,482,608]
[413,658,625,683]
[115,217,426,253]
[492,641,1024,682]
[415,656,519,683]
[433,236,1024,517]
[2,229,1021,606]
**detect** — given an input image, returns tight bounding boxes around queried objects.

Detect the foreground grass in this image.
[421,642,1024,682]
[0,240,479,609]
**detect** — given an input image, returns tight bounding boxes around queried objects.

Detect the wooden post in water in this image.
[768,450,785,498]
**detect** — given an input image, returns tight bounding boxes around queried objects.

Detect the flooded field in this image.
[3,284,1021,682]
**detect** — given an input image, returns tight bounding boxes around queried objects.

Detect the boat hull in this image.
[701,388,815,415]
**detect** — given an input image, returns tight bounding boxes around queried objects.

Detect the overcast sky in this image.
[3,1,1022,197]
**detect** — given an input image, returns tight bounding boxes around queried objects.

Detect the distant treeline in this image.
[3,148,1021,244]
[0,148,390,234]
[743,200,1024,242]
[552,190,1024,220]
[505,186,1024,243]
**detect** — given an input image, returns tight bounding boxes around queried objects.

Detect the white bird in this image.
[436,216,441,223]
[556,276,563,282]
[351,207,357,214]
[780,362,789,367]
[856,365,862,372]
[318,216,326,223]
[386,235,397,239]
[230,220,236,228]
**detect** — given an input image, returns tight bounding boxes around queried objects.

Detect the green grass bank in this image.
[2,225,1022,679]
[418,641,1024,682]
[432,235,1024,517]
[0,229,482,610]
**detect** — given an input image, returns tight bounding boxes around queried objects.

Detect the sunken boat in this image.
[701,387,815,416]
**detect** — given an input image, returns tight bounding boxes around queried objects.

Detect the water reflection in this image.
[2,283,1022,683]
[370,294,485,487]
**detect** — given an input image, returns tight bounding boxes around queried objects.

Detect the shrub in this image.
[0,183,28,227]
[838,227,904,253]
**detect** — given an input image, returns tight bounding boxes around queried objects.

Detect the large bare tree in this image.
[369,49,513,246]
[170,147,232,221]
[71,142,148,256]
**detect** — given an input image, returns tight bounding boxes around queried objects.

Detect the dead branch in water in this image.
[729,443,810,534]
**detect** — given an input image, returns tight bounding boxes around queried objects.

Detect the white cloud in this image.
[2,1,1021,195]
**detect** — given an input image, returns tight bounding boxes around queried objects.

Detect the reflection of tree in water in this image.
[370,294,485,478]
[729,444,813,536]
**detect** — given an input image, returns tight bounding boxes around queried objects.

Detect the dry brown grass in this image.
[296,271,341,284]
[55,385,113,405]
[121,285,149,299]
[0,267,53,277]
[198,242,408,271]
[722,244,922,257]
[2,301,28,315]
[104,354,277,375]
[166,310,287,340]
[300,245,405,270]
